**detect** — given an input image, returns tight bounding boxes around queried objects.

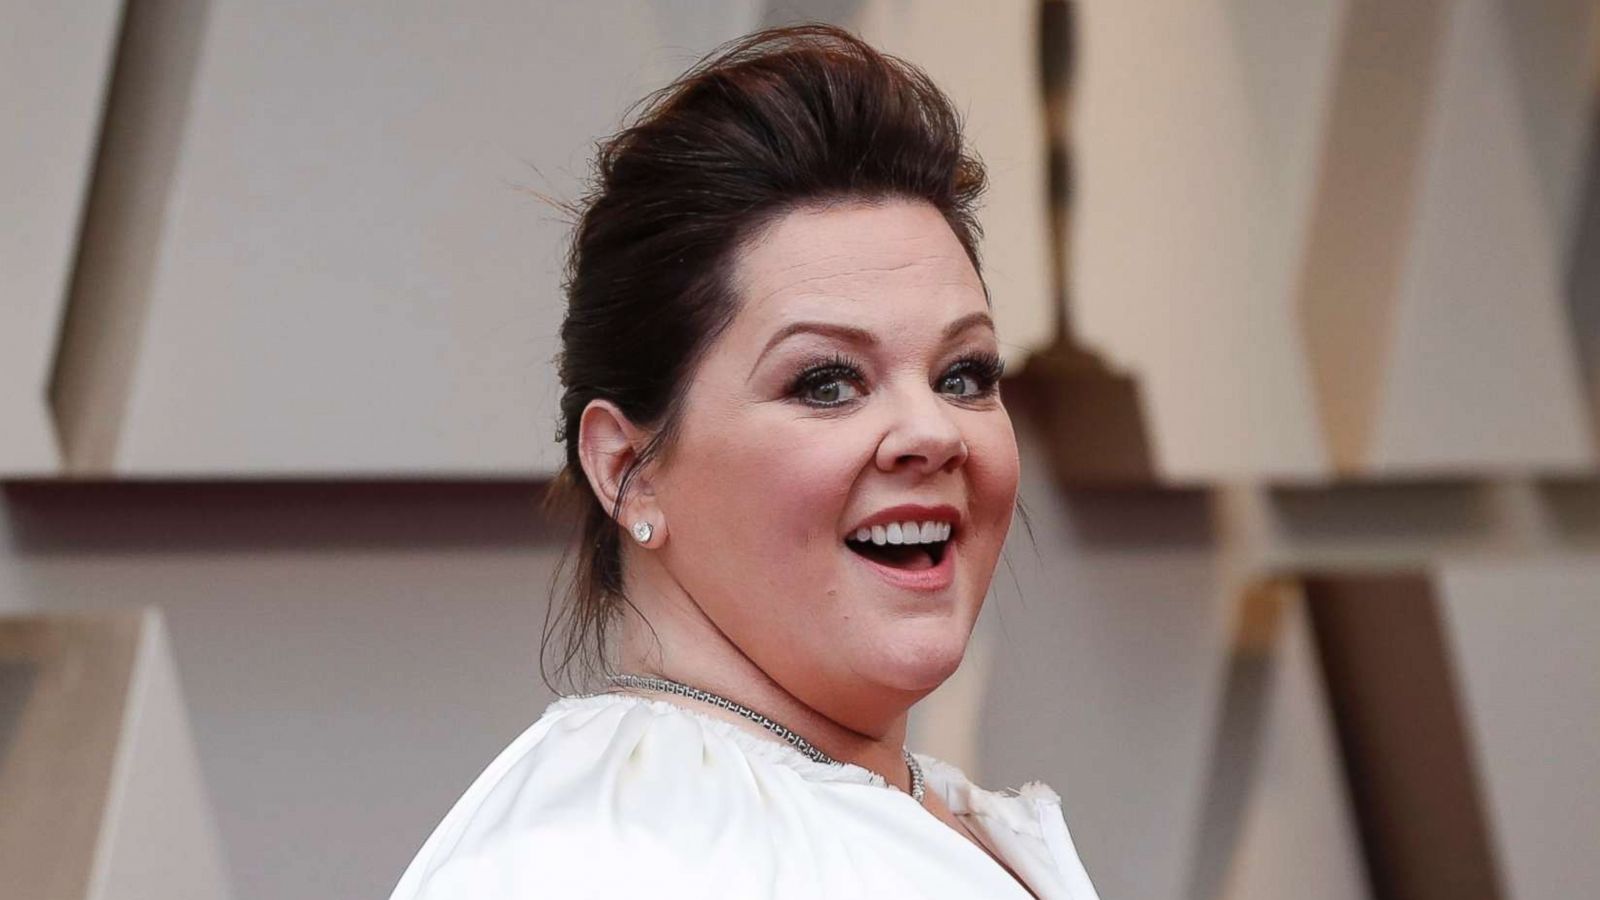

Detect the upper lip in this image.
[843,503,962,540]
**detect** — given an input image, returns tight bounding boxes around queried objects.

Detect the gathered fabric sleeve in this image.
[411,816,719,899]
[392,697,861,900]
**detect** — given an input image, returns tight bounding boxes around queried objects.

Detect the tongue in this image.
[850,542,935,571]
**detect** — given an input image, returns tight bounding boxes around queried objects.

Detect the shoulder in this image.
[390,693,870,900]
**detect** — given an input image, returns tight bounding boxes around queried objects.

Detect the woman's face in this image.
[650,199,1020,716]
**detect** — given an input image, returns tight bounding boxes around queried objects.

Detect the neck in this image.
[613,561,918,794]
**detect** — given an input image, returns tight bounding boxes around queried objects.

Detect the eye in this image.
[787,355,867,408]
[803,377,861,406]
[937,352,1006,399]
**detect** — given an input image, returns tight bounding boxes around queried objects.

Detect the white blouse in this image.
[389,692,1100,899]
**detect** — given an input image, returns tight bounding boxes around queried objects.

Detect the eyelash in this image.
[785,351,1006,408]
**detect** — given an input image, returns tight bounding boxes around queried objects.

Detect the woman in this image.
[391,24,1099,900]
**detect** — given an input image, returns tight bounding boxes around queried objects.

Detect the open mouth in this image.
[844,523,952,571]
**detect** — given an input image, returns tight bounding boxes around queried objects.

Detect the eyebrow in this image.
[749,310,996,377]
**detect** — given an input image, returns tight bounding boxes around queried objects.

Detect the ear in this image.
[576,399,664,540]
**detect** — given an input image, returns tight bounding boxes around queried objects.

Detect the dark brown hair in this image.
[542,23,988,691]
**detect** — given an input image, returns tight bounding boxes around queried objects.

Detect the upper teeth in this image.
[852,521,952,545]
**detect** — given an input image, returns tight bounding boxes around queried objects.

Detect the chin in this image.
[861,621,972,695]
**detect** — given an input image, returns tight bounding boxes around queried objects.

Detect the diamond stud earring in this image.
[631,521,654,544]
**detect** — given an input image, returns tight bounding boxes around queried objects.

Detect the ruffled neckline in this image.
[549,691,893,788]
[546,691,1063,827]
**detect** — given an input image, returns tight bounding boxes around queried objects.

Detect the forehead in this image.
[728,200,987,334]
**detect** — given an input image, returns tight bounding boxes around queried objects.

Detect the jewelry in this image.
[631,521,653,543]
[608,672,925,804]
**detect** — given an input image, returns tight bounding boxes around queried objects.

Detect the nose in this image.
[874,383,969,476]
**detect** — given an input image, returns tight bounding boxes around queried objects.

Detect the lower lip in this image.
[847,541,956,592]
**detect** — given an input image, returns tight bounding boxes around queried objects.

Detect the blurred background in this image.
[3,1,1598,898]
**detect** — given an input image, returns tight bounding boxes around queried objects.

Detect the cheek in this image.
[966,414,1021,542]
[672,412,867,566]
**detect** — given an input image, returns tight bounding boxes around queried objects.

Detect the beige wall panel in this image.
[93,609,232,900]
[1524,3,1600,447]
[102,2,760,477]
[1215,598,1368,900]
[1574,129,1600,445]
[1493,0,1600,249]
[50,0,214,477]
[0,612,140,899]
[1298,2,1600,473]
[0,608,230,899]
[0,2,123,475]
[1074,1,1599,480]
[0,484,565,900]
[1071,1,1342,481]
[1438,559,1600,900]
[97,1,1048,477]
[1366,0,1596,474]
[1294,0,1447,473]
[849,0,1054,365]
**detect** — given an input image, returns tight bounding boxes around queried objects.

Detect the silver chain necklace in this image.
[607,672,925,804]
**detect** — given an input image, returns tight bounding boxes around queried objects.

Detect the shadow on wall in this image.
[0,481,571,557]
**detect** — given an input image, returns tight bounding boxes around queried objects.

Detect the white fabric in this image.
[390,693,1100,899]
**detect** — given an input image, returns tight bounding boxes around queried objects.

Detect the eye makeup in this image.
[783,348,1005,408]
[938,351,1005,399]
[785,352,867,408]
